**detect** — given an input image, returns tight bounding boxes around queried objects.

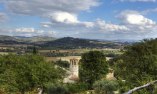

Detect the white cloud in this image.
[6,27,55,37]
[41,18,129,39]
[126,14,154,25]
[0,12,8,22]
[14,27,55,37]
[118,10,156,26]
[1,0,157,40]
[46,9,156,40]
[50,12,78,23]
[15,28,36,33]
[119,0,156,2]
[42,19,129,32]
[94,19,129,31]
[2,0,99,17]
[117,10,157,39]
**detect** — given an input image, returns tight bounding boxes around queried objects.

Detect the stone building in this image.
[69,58,79,78]
[63,58,79,83]
[63,57,116,83]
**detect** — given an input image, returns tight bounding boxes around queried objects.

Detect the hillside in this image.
[15,36,56,43]
[0,35,129,49]
[0,35,26,44]
[0,35,56,44]
[41,37,125,49]
[0,35,17,41]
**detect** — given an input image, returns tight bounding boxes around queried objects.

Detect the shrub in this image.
[93,80,119,94]
[66,83,88,93]
[46,83,69,94]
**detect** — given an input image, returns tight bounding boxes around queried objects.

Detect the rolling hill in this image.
[0,35,129,49]
[41,37,125,49]
[0,35,56,44]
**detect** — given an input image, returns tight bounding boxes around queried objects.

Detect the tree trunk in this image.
[123,80,157,94]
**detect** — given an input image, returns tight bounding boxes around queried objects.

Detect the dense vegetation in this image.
[54,60,70,69]
[0,54,65,94]
[93,80,119,94]
[113,39,157,93]
[79,51,109,89]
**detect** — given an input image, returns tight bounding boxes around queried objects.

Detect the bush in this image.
[55,60,70,69]
[0,54,65,94]
[46,84,69,94]
[66,83,88,93]
[93,80,119,94]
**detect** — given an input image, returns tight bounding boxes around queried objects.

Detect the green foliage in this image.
[46,83,69,94]
[55,60,70,69]
[113,39,157,93]
[32,46,38,54]
[93,80,119,94]
[0,54,65,94]
[46,82,88,94]
[79,51,109,89]
[66,83,88,93]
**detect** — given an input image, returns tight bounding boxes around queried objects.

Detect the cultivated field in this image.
[45,56,81,62]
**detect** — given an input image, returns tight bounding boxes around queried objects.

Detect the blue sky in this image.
[0,0,157,40]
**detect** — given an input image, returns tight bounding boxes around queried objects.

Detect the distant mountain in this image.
[0,35,56,45]
[0,35,130,49]
[41,37,125,49]
[0,35,27,44]
[0,35,56,42]
[15,36,56,42]
[0,35,17,41]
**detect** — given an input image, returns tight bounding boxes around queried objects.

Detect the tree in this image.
[93,80,119,94]
[114,39,157,93]
[46,83,69,94]
[79,51,109,89]
[0,54,65,94]
[55,60,70,69]
[66,83,88,93]
[33,46,38,54]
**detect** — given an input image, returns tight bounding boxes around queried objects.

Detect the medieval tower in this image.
[69,58,79,78]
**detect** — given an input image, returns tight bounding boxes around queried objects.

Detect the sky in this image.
[0,0,157,40]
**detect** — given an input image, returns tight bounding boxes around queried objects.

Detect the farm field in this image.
[45,56,81,62]
[39,48,122,55]
[45,56,112,62]
[0,52,9,55]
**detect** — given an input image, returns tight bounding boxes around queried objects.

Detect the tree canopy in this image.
[93,80,119,94]
[79,51,109,89]
[114,39,157,93]
[0,54,65,94]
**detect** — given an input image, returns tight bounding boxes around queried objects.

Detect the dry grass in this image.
[45,56,81,62]
[0,52,9,55]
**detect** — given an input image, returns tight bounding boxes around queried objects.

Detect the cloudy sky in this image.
[0,0,157,40]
